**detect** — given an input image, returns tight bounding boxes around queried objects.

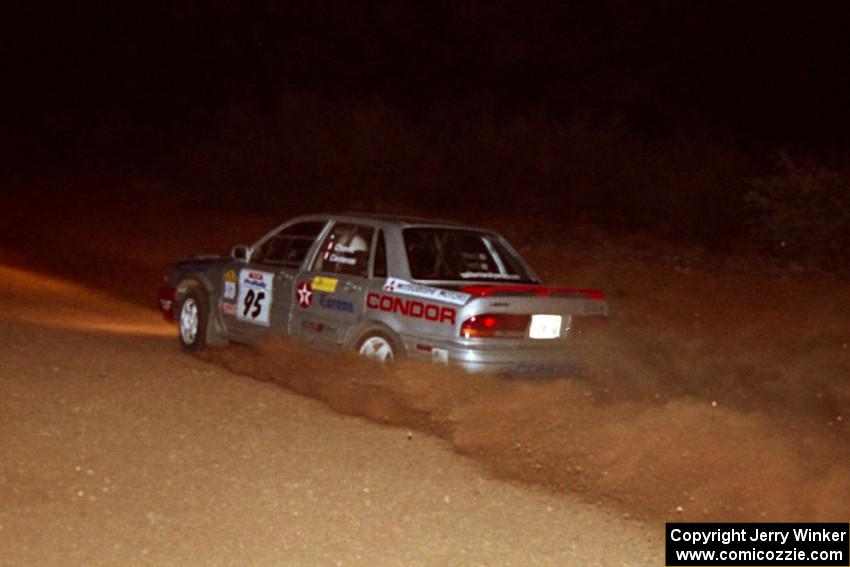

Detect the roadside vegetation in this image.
[19,90,848,278]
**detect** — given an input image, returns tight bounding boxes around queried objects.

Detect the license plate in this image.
[529,314,562,339]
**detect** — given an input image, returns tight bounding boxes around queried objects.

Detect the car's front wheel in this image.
[178,287,208,351]
[356,331,400,363]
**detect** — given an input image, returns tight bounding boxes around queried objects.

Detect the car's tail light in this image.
[460,314,530,338]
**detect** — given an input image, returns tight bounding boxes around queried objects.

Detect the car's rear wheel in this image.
[178,287,208,351]
[357,331,399,363]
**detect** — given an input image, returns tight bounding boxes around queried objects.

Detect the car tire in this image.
[178,286,208,352]
[356,330,402,363]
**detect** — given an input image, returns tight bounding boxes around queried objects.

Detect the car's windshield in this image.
[403,227,535,283]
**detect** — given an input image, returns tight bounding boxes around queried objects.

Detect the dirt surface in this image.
[0,266,661,565]
[2,205,849,565]
[199,263,850,522]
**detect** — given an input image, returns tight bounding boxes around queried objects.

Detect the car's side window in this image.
[312,223,374,277]
[253,221,326,267]
[373,230,387,278]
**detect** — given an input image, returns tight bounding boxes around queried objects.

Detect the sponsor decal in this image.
[333,242,359,253]
[413,344,449,363]
[311,275,339,293]
[237,269,273,325]
[382,278,470,306]
[366,292,456,325]
[241,273,268,289]
[219,301,237,315]
[296,282,313,309]
[328,253,356,266]
[223,270,237,298]
[459,272,522,280]
[322,238,363,266]
[223,281,236,300]
[318,293,353,313]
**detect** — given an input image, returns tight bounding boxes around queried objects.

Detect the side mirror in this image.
[231,245,249,261]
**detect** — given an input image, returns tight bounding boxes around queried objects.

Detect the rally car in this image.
[158,213,607,373]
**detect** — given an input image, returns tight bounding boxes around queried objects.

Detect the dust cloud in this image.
[200,310,850,522]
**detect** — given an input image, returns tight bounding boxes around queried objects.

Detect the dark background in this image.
[4,1,850,268]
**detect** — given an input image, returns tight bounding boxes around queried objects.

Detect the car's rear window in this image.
[403,228,534,283]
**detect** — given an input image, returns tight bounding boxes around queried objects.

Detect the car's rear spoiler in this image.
[458,285,605,300]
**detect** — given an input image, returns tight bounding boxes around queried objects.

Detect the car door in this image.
[219,220,328,343]
[290,221,375,345]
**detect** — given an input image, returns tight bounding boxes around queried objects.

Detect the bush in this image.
[745,151,850,271]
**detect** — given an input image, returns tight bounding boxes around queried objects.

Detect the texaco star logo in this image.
[296,281,313,308]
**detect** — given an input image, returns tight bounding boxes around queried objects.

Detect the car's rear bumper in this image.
[402,335,577,375]
[450,346,577,375]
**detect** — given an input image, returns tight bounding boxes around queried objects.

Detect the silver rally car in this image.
[159,213,607,373]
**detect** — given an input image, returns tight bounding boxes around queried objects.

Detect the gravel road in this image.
[0,265,661,566]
